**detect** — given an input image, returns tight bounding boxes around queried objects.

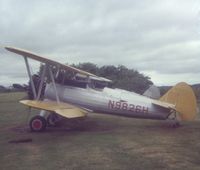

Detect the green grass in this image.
[0,92,200,170]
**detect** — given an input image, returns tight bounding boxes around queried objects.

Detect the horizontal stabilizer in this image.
[152,100,175,109]
[20,100,87,118]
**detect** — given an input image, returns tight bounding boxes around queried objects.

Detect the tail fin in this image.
[159,82,197,121]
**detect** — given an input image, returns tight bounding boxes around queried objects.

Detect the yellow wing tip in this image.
[20,100,31,105]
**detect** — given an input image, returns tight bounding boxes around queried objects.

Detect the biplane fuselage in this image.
[45,83,170,120]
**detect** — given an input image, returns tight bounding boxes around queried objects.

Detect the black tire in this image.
[29,115,47,132]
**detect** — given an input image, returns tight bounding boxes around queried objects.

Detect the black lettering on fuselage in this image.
[108,100,148,114]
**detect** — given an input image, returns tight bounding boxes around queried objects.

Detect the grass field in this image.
[1,92,200,170]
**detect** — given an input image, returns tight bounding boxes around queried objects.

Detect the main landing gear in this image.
[46,112,60,127]
[29,113,59,132]
[29,115,47,132]
[29,112,85,132]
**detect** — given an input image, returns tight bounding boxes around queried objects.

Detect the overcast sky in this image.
[0,0,200,86]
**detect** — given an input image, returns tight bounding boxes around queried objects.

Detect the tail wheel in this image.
[29,115,47,132]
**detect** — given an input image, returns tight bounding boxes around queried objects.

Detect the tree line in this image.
[72,63,153,94]
[1,62,199,101]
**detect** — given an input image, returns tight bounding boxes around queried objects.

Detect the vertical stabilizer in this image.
[159,82,197,121]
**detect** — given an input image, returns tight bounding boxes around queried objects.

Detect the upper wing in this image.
[20,100,87,118]
[5,46,111,82]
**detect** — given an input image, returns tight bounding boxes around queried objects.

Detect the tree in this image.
[74,63,98,75]
[74,63,153,94]
[12,84,26,91]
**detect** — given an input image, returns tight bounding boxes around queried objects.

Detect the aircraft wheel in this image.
[29,115,47,132]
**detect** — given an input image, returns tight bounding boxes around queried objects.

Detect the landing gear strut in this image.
[47,112,60,127]
[168,110,181,128]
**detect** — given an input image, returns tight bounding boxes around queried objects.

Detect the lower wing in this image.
[20,100,87,118]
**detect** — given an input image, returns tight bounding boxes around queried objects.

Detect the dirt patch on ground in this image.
[44,118,115,133]
[0,123,28,132]
[23,143,42,162]
[119,139,194,169]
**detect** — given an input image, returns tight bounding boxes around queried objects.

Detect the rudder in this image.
[159,82,197,121]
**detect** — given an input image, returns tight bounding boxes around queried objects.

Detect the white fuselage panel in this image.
[44,83,170,120]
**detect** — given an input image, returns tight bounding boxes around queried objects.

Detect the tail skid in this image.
[159,82,197,121]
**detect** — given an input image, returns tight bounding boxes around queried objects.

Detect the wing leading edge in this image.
[20,100,87,118]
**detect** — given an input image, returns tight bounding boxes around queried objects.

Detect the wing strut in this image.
[24,56,37,99]
[36,64,47,100]
[49,66,60,103]
[24,54,60,103]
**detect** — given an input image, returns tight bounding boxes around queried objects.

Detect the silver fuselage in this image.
[44,83,171,120]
